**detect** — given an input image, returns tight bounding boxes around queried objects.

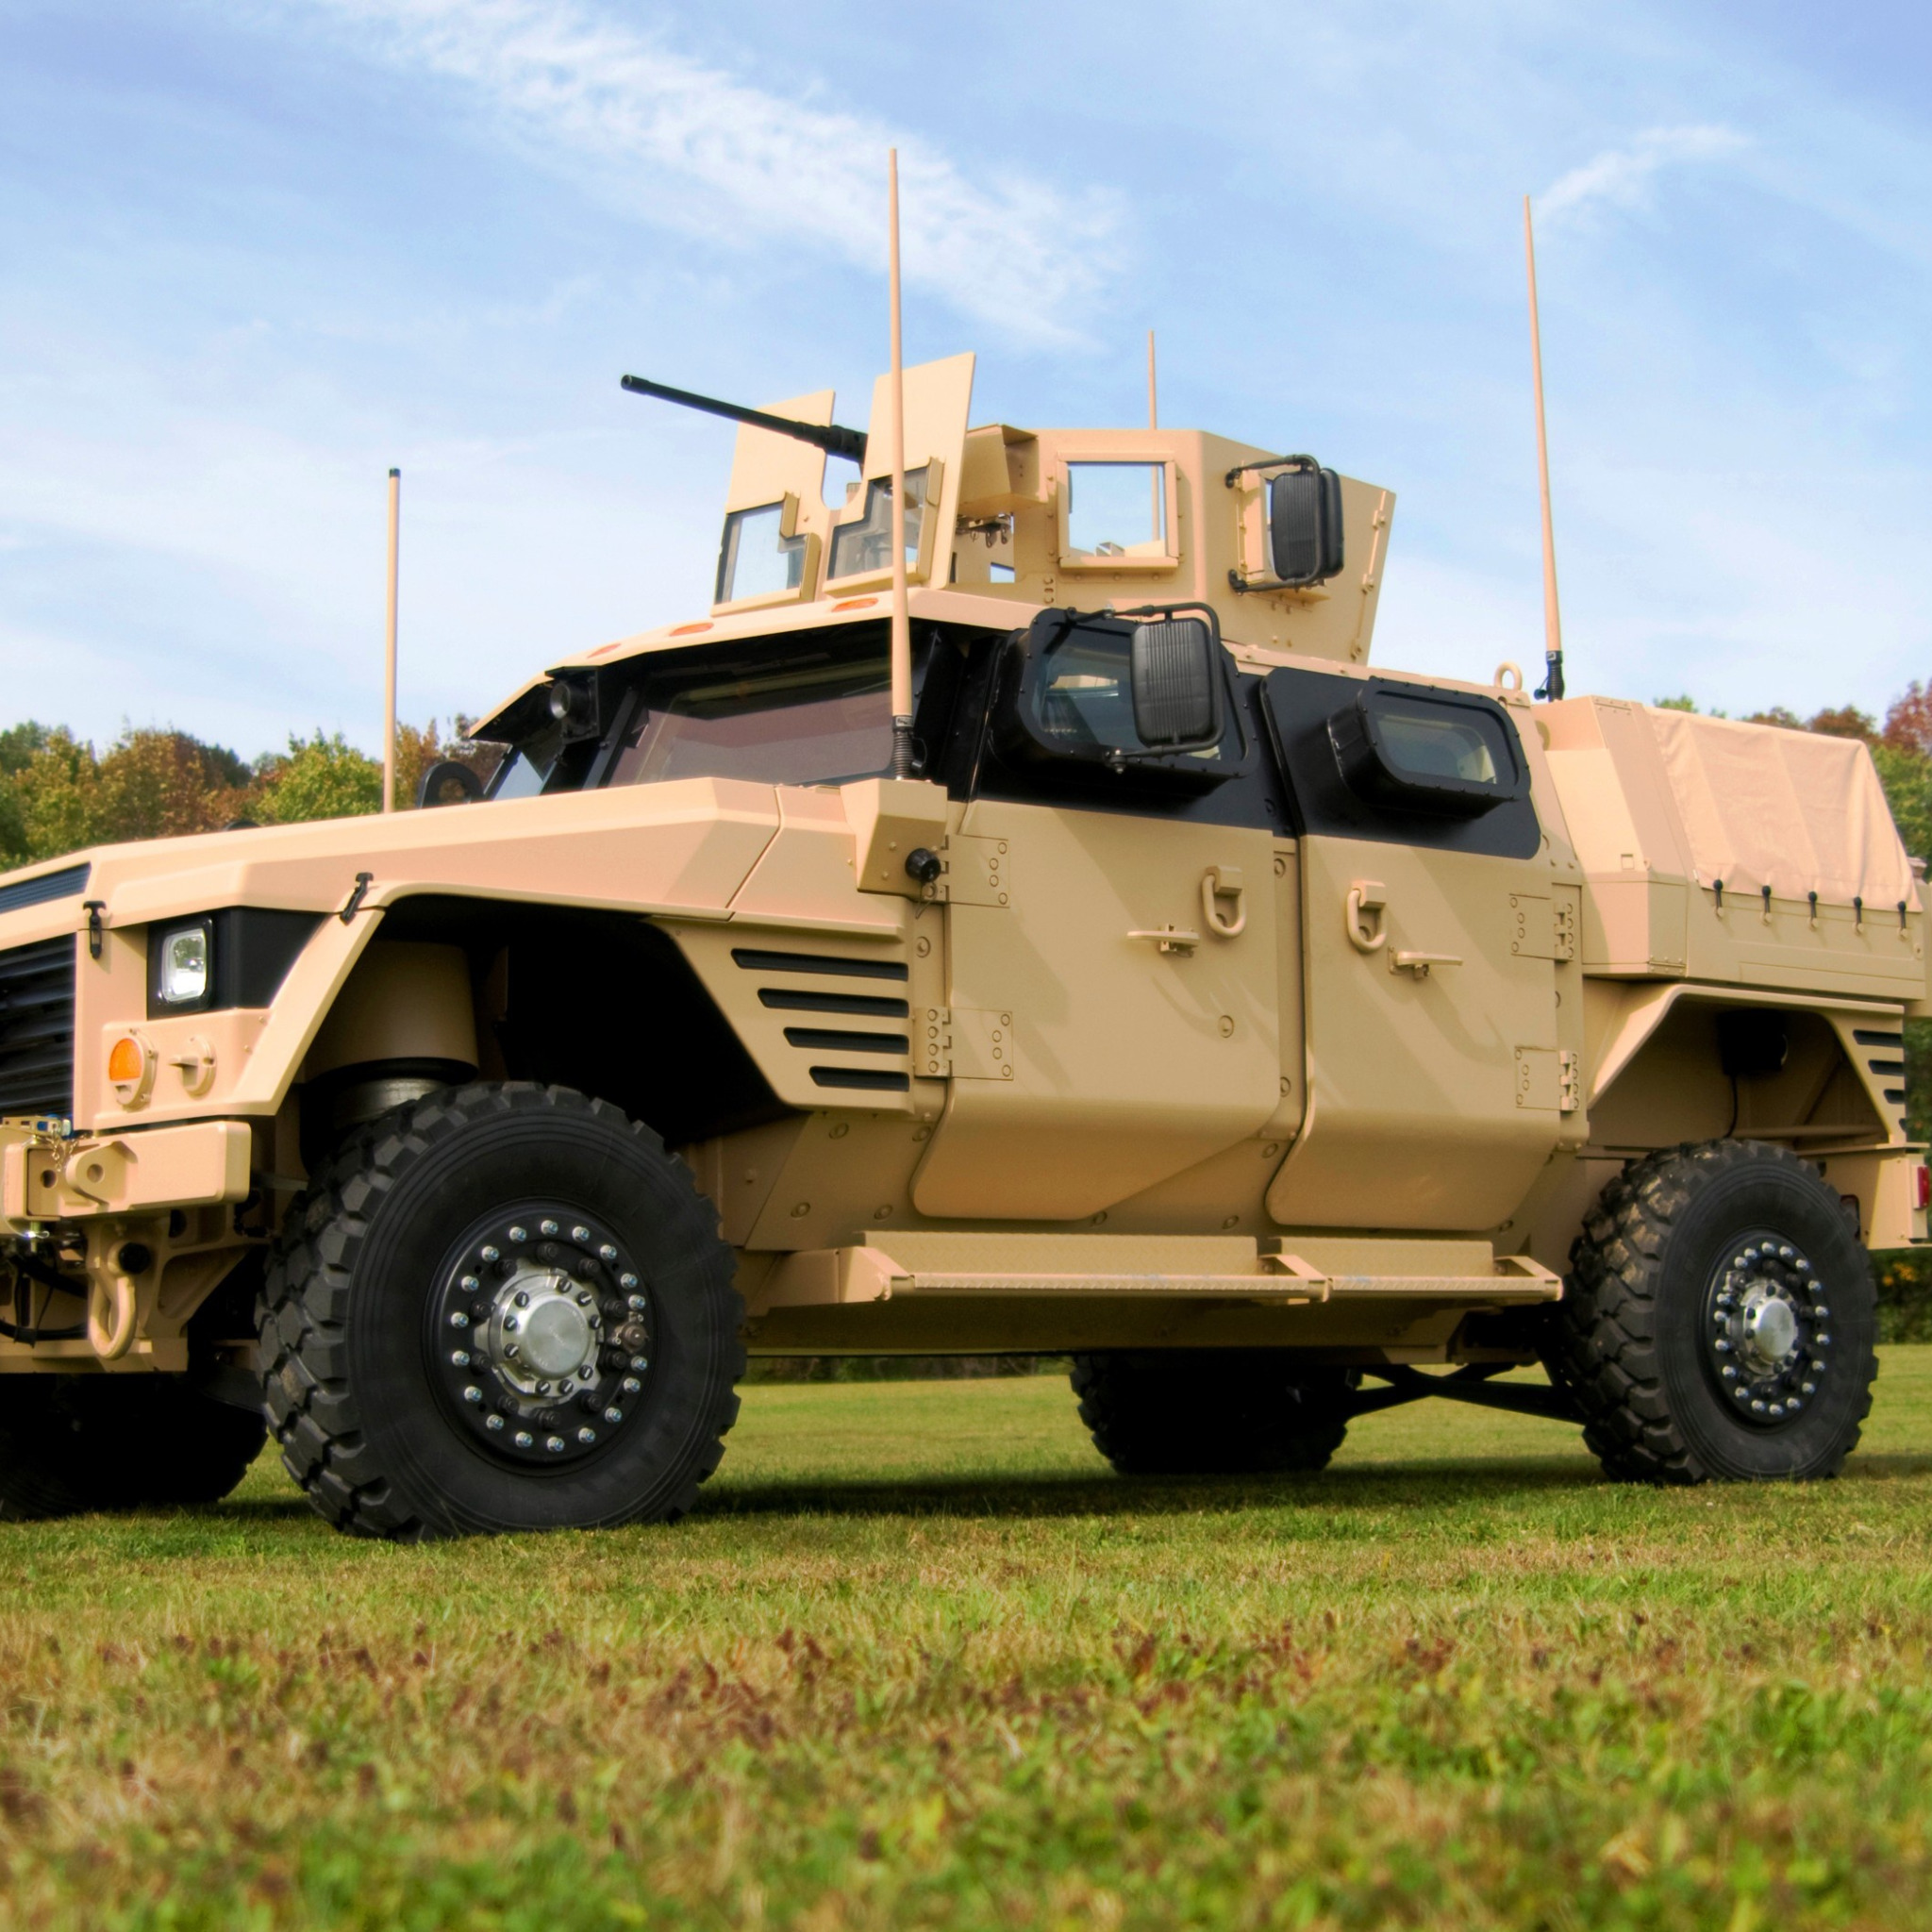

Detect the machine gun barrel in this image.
[620,375,868,464]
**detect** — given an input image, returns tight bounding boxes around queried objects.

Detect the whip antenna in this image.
[1524,195,1565,702]
[888,150,913,778]
[383,467,400,811]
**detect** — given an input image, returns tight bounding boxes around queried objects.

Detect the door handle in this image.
[1128,924,1201,956]
[1201,866,1246,938]
[1391,949,1462,978]
[1345,879,1387,954]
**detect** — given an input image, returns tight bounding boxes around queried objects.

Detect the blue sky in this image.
[4,0,1931,758]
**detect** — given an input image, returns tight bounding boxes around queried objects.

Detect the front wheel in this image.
[259,1083,744,1539]
[1550,1140,1877,1483]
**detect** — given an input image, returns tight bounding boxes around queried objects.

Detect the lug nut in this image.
[461,1274,479,1293]
[514,1291,530,1308]
[630,1356,648,1372]
[508,1225,527,1242]
[515,1431,534,1448]
[481,1245,500,1262]
[505,1342,520,1360]
[546,1436,566,1453]
[485,1414,506,1432]
[572,1224,591,1243]
[620,1273,639,1291]
[449,1310,470,1328]
[541,1219,558,1236]
[579,1392,602,1413]
[604,1407,623,1424]
[1721,1366,1737,1381]
[576,1291,593,1307]
[599,1243,618,1263]
[462,1386,483,1405]
[537,1381,552,1396]
[622,1375,641,1394]
[576,1427,595,1444]
[504,1316,519,1334]
[451,1350,471,1368]
[627,1293,646,1312]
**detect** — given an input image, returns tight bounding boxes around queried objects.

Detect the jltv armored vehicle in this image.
[0,351,1920,1535]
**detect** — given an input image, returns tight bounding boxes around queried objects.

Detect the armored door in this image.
[1261,670,1572,1231]
[909,616,1284,1221]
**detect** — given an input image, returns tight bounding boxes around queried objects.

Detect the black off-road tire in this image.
[1549,1139,1877,1483]
[0,1377,265,1520]
[258,1082,743,1540]
[1072,1350,1356,1475]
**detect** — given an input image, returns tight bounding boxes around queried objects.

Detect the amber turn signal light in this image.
[107,1031,154,1108]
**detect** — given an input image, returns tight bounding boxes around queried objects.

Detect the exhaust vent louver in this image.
[735,946,912,1092]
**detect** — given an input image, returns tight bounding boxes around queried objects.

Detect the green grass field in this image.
[3,1355,1931,1931]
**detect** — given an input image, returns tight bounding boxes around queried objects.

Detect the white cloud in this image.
[281,0,1125,343]
[1539,125,1747,227]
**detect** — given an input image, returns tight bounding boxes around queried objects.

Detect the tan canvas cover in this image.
[1646,708,1916,908]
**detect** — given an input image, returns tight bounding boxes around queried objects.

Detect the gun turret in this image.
[619,374,868,465]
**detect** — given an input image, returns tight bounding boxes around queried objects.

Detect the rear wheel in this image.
[1550,1139,1877,1483]
[0,1377,265,1520]
[1072,1350,1356,1475]
[259,1082,743,1540]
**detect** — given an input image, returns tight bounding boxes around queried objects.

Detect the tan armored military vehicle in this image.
[0,351,1922,1535]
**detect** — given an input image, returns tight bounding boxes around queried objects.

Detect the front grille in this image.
[0,937,76,1119]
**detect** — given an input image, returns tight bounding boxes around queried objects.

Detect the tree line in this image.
[0,720,493,871]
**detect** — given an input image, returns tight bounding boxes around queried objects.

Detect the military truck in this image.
[0,349,1920,1535]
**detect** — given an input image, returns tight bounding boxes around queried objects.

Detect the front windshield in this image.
[486,632,909,798]
[608,653,890,787]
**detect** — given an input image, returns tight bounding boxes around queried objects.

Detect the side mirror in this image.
[545,675,601,741]
[1267,464,1345,587]
[1130,616,1223,752]
[418,759,486,808]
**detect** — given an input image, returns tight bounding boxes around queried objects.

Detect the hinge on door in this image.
[918,833,1010,908]
[917,1006,1016,1080]
[1553,899,1577,961]
[1558,1050,1581,1113]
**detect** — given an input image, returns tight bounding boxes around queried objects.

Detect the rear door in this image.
[1261,670,1571,1230]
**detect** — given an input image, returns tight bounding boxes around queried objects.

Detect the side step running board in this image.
[756,1240,1562,1312]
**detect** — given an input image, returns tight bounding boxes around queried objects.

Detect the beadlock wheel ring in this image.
[1698,1228,1833,1429]
[425,1204,653,1468]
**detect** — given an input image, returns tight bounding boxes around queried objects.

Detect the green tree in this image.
[254,733,383,824]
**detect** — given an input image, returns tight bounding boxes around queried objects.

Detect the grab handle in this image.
[1201,866,1247,939]
[1345,879,1388,955]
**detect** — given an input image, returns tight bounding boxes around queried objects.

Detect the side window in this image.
[826,467,930,583]
[979,611,1244,805]
[715,502,808,605]
[1261,669,1541,858]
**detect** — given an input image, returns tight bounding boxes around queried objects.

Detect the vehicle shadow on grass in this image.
[696,1457,1611,1523]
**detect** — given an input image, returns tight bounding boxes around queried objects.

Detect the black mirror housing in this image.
[1267,464,1345,587]
[991,608,1239,794]
[1130,616,1223,751]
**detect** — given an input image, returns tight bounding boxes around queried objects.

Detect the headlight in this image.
[151,919,212,1009]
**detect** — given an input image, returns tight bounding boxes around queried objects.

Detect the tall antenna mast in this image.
[1524,195,1565,702]
[887,150,913,778]
[382,467,400,811]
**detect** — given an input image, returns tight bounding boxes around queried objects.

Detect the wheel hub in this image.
[1702,1236,1831,1428]
[429,1209,653,1466]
